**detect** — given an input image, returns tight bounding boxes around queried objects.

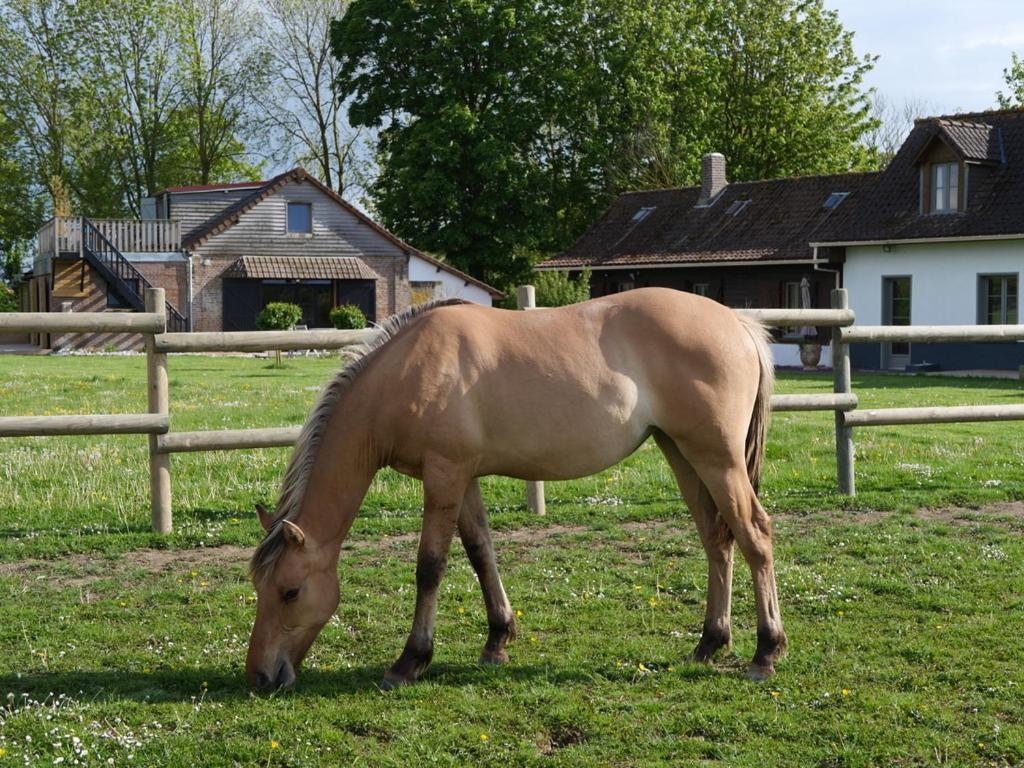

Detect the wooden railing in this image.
[37,216,181,257]
[1,287,1023,532]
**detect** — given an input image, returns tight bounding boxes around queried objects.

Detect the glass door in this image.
[882,277,911,370]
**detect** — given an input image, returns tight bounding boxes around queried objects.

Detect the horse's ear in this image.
[282,520,306,547]
[256,503,274,532]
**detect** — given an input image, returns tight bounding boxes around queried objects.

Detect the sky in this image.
[826,0,1024,117]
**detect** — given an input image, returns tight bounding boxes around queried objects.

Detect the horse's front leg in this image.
[381,461,469,689]
[458,479,516,664]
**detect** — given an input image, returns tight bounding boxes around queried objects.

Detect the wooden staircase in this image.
[80,218,189,332]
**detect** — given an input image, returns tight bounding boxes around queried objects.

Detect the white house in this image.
[812,109,1023,371]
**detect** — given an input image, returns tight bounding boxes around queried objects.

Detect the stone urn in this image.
[799,342,822,369]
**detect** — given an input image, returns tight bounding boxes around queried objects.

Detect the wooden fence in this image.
[1,287,1022,532]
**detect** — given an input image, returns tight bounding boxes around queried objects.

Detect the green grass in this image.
[1,355,1023,766]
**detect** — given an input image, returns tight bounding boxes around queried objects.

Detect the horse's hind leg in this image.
[382,459,471,689]
[458,479,517,664]
[693,460,787,680]
[653,432,734,662]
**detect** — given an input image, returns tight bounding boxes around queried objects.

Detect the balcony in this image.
[36,216,181,274]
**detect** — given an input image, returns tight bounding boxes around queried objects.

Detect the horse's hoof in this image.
[745,663,775,681]
[380,672,414,691]
[478,649,509,666]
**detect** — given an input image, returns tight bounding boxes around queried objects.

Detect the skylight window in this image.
[631,206,656,222]
[726,199,750,216]
[822,192,849,210]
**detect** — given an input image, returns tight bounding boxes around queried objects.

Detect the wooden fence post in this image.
[831,288,855,496]
[516,285,546,516]
[145,288,172,532]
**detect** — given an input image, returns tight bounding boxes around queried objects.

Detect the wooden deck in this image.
[37,217,181,257]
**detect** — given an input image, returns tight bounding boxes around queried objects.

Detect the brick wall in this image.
[190,253,240,332]
[189,250,413,330]
[133,261,188,317]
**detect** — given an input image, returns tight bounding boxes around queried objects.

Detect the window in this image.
[979,275,1018,324]
[822,192,849,210]
[631,206,656,223]
[725,199,750,216]
[692,282,710,297]
[932,162,959,212]
[287,202,312,233]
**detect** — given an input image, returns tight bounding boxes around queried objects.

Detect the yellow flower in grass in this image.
[479,734,489,743]
[770,690,780,698]
[648,597,658,607]
[516,609,523,618]
[0,747,6,758]
[270,740,280,750]
[841,689,850,696]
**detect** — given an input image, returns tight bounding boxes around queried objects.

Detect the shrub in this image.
[533,268,591,307]
[0,283,17,313]
[329,304,367,330]
[256,302,303,331]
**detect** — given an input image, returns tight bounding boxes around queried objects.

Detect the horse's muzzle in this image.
[250,658,296,691]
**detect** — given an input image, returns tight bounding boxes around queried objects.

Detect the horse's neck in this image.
[296,421,378,548]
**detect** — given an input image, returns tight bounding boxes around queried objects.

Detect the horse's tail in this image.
[737,313,774,493]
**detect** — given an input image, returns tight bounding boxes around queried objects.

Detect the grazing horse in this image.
[246,288,785,690]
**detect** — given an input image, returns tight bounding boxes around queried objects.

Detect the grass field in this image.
[1,355,1022,766]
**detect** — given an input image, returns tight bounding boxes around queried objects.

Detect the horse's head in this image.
[246,504,339,690]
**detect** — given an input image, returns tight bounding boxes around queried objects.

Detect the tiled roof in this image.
[818,108,1024,244]
[541,172,878,269]
[223,255,380,281]
[936,120,1003,164]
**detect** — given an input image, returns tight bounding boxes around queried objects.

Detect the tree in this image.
[0,0,124,216]
[533,268,591,307]
[259,0,370,196]
[89,0,185,215]
[664,0,878,184]
[332,0,877,289]
[177,0,268,184]
[997,53,1024,108]
[862,94,933,168]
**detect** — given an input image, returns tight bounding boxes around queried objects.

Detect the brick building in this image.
[23,168,501,350]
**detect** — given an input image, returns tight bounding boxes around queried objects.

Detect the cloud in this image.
[943,24,1024,53]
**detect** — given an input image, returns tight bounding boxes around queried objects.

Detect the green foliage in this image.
[255,301,302,331]
[0,282,17,311]
[997,52,1024,108]
[533,268,591,307]
[333,0,877,288]
[329,303,367,330]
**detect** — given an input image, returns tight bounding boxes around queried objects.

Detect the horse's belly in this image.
[477,381,651,481]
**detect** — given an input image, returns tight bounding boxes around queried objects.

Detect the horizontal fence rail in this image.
[0,311,165,334]
[842,324,1024,343]
[737,308,855,327]
[3,286,1023,533]
[156,427,301,454]
[771,393,859,412]
[154,328,379,353]
[0,414,168,437]
[844,404,1024,427]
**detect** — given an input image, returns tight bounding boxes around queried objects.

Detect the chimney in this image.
[698,152,727,206]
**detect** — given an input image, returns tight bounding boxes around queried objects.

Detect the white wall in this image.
[770,343,832,369]
[409,254,493,306]
[844,239,1023,325]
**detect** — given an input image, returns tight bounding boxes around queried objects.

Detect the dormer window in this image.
[931,162,960,212]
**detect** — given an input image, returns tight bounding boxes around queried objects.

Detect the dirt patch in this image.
[915,500,1024,526]
[2,503,1020,588]
[0,545,252,589]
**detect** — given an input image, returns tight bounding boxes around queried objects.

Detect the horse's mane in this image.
[249,298,470,585]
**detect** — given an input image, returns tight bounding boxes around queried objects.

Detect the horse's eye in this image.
[282,587,300,603]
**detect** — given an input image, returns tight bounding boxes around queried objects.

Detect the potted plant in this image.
[799,336,822,369]
[329,304,367,330]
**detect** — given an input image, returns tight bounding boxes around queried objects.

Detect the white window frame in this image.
[932,162,959,213]
[978,273,1018,325]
